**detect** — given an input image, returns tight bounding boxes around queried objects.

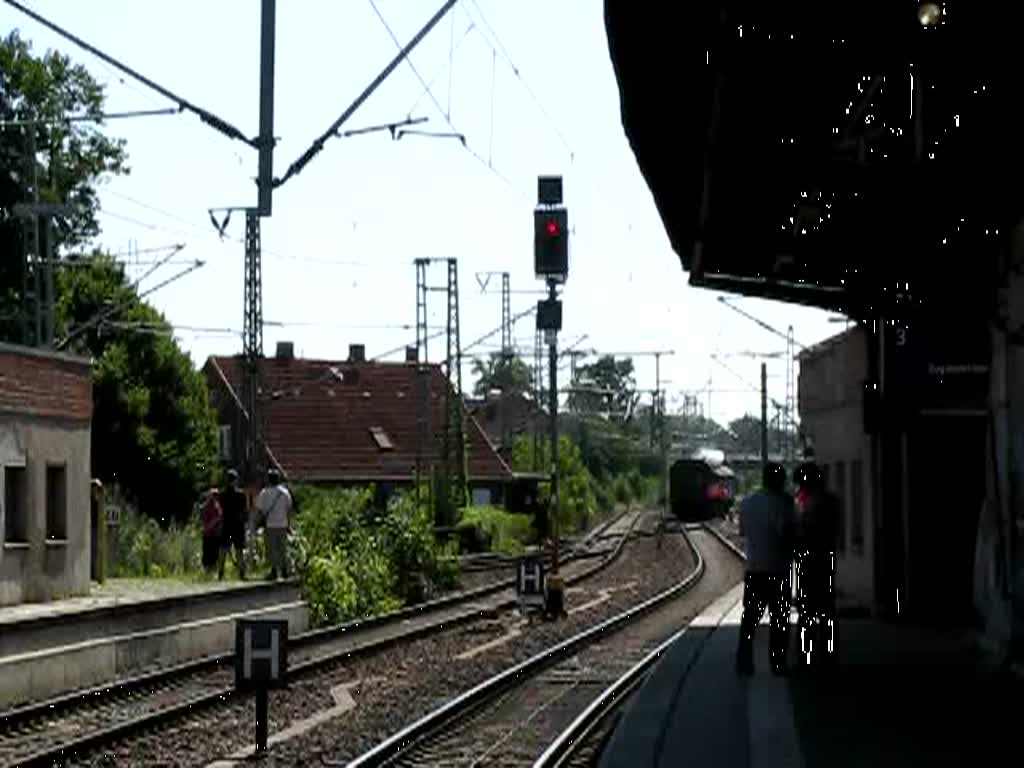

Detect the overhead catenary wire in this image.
[57,259,205,350]
[408,18,475,117]
[366,0,529,201]
[2,0,255,148]
[97,194,409,267]
[465,0,574,162]
[0,108,178,128]
[274,0,460,190]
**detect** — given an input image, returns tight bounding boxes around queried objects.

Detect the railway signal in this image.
[534,209,569,279]
[235,619,289,753]
[534,174,569,618]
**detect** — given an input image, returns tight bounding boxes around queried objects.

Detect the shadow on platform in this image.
[600,586,1021,768]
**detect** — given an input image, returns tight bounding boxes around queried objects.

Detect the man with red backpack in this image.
[200,484,224,575]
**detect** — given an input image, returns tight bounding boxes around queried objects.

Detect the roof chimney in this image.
[276,341,294,359]
[348,343,366,363]
[405,346,418,363]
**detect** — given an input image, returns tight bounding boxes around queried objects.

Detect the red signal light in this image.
[545,220,560,236]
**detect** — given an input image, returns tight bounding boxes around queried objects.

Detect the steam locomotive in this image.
[669,449,737,523]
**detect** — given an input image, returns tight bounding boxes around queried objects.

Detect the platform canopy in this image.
[604,1,1024,318]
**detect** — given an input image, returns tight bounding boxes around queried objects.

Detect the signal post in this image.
[534,175,569,618]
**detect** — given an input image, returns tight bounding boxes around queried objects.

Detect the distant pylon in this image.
[414,258,430,505]
[501,272,512,358]
[442,258,467,519]
[784,324,796,464]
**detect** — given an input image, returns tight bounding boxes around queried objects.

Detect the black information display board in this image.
[885,311,990,411]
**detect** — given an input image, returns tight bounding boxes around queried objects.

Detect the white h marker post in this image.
[519,559,544,614]
[236,621,288,754]
[244,626,281,680]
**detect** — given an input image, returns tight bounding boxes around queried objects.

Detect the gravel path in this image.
[76,512,700,767]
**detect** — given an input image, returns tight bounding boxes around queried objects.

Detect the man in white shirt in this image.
[256,468,293,580]
[736,462,797,676]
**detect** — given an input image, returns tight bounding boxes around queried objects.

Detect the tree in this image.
[471,353,533,398]
[0,30,128,343]
[726,414,787,457]
[0,33,217,523]
[509,433,596,534]
[56,255,220,524]
[566,355,640,421]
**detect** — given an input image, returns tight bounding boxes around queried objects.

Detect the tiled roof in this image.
[206,355,512,483]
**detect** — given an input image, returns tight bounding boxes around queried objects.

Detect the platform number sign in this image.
[235,619,288,691]
[517,557,546,612]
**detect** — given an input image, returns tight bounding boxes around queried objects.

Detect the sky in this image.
[2,0,848,427]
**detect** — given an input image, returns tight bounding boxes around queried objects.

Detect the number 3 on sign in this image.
[896,327,907,347]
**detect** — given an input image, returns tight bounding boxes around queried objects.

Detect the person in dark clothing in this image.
[793,462,839,667]
[200,485,224,575]
[218,469,248,580]
[736,462,797,676]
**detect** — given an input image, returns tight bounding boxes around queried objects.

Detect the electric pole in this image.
[412,258,466,527]
[534,327,544,471]
[761,362,769,471]
[13,118,73,349]
[442,258,467,521]
[501,272,512,358]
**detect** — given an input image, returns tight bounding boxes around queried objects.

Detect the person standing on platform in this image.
[793,462,839,667]
[256,468,293,580]
[200,484,224,576]
[736,462,797,676]
[218,469,248,581]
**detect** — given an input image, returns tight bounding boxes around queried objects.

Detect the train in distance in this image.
[669,447,738,523]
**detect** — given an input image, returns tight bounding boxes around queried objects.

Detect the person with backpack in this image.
[200,484,224,575]
[255,468,293,580]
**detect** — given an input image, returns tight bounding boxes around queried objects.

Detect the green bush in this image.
[289,485,458,627]
[111,495,204,578]
[627,469,646,502]
[593,477,614,514]
[304,551,358,626]
[457,506,533,555]
[613,475,631,504]
[510,434,597,534]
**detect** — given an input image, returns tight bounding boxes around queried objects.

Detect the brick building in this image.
[203,343,513,503]
[0,343,93,606]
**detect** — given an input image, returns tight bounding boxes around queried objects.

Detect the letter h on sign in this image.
[517,557,546,611]
[235,619,289,691]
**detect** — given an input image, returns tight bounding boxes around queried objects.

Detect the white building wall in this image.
[0,418,91,605]
[798,328,875,609]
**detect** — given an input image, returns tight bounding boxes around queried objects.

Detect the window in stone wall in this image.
[4,466,28,543]
[46,464,67,541]
[833,462,846,555]
[850,459,865,556]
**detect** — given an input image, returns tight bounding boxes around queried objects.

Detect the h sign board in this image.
[235,619,289,691]
[517,557,546,611]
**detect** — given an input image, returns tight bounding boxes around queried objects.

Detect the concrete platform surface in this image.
[0,578,307,710]
[0,577,290,625]
[601,583,1021,768]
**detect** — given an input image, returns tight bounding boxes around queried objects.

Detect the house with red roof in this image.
[202,342,513,505]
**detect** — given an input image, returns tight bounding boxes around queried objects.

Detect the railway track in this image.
[534,523,746,768]
[0,507,642,768]
[334,522,744,768]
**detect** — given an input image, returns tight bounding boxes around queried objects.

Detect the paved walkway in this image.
[601,583,1021,768]
[0,577,250,625]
